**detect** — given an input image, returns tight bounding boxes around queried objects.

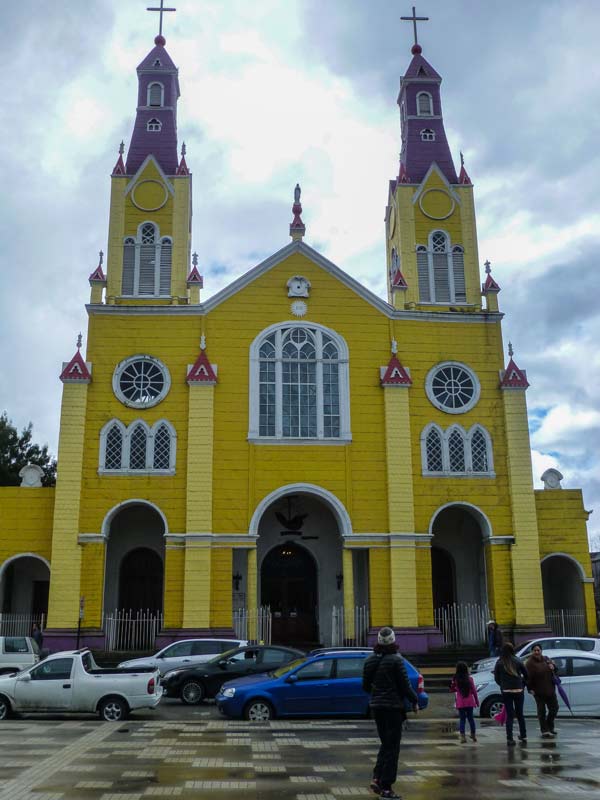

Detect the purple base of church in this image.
[367,627,444,653]
[42,628,239,654]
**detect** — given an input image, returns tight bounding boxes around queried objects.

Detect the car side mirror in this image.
[218,659,228,669]
[285,673,298,684]
[18,673,31,682]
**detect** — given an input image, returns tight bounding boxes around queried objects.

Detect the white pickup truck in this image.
[0,649,161,721]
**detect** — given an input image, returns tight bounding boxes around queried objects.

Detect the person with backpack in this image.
[493,642,528,746]
[450,661,479,743]
[362,627,418,799]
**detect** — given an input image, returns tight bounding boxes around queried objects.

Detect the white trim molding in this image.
[425,361,480,414]
[249,483,353,539]
[428,501,493,539]
[0,553,51,581]
[100,499,169,538]
[112,355,171,409]
[541,552,588,581]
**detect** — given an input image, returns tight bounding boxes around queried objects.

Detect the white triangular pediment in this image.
[411,162,461,206]
[124,155,174,197]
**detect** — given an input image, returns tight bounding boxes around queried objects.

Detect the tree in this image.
[0,412,57,487]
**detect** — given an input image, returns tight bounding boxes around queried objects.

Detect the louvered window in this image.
[426,428,443,472]
[122,238,135,295]
[148,82,163,107]
[153,424,171,470]
[417,92,433,116]
[104,425,123,470]
[471,429,488,473]
[138,223,156,295]
[129,424,148,470]
[416,246,430,301]
[159,238,172,295]
[448,429,466,472]
[452,246,466,302]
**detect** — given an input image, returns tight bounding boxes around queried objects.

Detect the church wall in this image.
[0,489,54,569]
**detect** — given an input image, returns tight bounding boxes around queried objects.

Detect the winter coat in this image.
[494,656,528,692]
[450,676,479,709]
[362,653,418,711]
[525,655,556,698]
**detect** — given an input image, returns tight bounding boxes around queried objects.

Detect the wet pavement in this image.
[0,702,599,799]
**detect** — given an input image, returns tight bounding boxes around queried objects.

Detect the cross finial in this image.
[400,5,429,52]
[147,0,176,39]
[76,332,82,350]
[181,141,186,157]
[484,259,491,274]
[98,250,104,266]
[460,151,465,167]
[192,251,198,267]
[119,141,125,155]
[508,341,514,358]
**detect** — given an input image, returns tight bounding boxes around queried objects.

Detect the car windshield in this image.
[272,657,307,678]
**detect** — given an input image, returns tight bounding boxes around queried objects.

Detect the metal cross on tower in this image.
[400,5,429,47]
[147,0,176,37]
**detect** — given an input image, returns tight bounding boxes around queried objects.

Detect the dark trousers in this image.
[372,708,404,790]
[534,693,559,733]
[502,691,527,741]
[458,707,476,735]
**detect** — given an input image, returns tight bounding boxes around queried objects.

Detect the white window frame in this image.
[420,128,435,141]
[425,361,480,414]
[248,321,351,444]
[147,117,162,132]
[421,422,494,477]
[112,354,171,409]
[416,230,466,304]
[121,222,172,297]
[416,91,433,116]
[99,418,176,475]
[147,81,164,107]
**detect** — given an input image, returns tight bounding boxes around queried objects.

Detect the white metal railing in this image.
[103,609,163,651]
[331,605,370,647]
[0,612,45,637]
[233,607,272,644]
[434,602,491,646]
[545,608,587,637]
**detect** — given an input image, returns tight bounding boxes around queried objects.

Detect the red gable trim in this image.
[482,273,501,293]
[186,266,204,286]
[391,269,408,289]
[380,355,412,387]
[458,164,472,185]
[112,154,126,176]
[88,266,106,283]
[187,350,217,385]
[500,358,529,389]
[60,351,92,383]
[176,155,190,176]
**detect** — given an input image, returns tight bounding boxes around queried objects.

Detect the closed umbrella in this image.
[553,674,573,716]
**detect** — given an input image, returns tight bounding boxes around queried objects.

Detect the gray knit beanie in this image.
[377,626,396,645]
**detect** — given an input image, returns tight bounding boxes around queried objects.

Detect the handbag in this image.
[494,706,507,725]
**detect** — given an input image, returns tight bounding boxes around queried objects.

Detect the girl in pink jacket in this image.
[450,661,479,743]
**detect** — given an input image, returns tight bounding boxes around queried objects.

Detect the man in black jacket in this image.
[362,627,418,799]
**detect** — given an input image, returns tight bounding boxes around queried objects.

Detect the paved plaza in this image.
[1,705,600,800]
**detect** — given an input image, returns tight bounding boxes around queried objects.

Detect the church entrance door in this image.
[261,543,318,646]
[119,547,163,613]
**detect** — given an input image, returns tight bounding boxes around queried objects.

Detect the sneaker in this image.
[542,731,552,738]
[369,779,381,795]
[460,734,467,743]
[379,791,401,800]
[470,734,477,742]
[518,736,527,744]
[507,739,516,747]
[548,729,557,737]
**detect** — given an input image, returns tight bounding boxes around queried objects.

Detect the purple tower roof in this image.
[125,35,180,176]
[397,47,458,185]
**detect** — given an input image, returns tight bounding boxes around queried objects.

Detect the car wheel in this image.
[481,696,504,719]
[244,699,274,722]
[181,680,205,705]
[98,696,129,722]
[0,695,12,721]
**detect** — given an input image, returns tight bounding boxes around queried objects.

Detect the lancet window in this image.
[416,231,466,304]
[100,420,176,474]
[121,222,172,297]
[421,423,494,476]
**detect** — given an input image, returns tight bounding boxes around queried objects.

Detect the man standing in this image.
[487,620,503,657]
[362,627,418,799]
[31,623,43,650]
[526,644,559,737]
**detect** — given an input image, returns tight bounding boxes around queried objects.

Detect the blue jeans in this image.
[502,691,526,741]
[458,707,476,735]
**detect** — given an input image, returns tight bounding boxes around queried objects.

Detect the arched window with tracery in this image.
[250,323,350,441]
[470,427,490,473]
[121,223,172,297]
[153,423,172,470]
[129,423,148,470]
[104,423,124,470]
[421,423,494,476]
[416,231,467,304]
[425,426,444,472]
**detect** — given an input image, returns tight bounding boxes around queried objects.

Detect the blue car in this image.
[215,649,429,721]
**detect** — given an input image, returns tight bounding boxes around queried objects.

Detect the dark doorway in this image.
[118,548,163,613]
[32,581,49,617]
[431,546,455,609]
[261,543,318,646]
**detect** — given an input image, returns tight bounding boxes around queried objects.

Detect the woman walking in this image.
[362,627,418,799]
[493,642,528,746]
[526,644,559,737]
[450,661,479,743]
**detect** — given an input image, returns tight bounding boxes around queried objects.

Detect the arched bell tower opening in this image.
[103,502,165,614]
[542,554,586,635]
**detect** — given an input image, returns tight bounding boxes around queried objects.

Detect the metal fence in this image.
[103,610,163,652]
[434,602,491,646]
[331,605,370,647]
[233,607,272,644]
[545,608,587,637]
[0,612,45,637]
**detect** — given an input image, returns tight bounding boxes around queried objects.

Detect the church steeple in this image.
[125,35,180,176]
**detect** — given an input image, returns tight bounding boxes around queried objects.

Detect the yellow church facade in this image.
[0,32,595,652]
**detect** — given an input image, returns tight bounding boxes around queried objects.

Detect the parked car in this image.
[118,638,247,676]
[215,649,429,721]
[475,649,600,717]
[0,649,162,721]
[162,645,305,704]
[0,636,40,675]
[471,636,600,674]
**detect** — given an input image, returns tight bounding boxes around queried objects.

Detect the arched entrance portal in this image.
[104,503,165,614]
[542,555,586,635]
[431,505,488,644]
[261,543,317,645]
[0,555,50,629]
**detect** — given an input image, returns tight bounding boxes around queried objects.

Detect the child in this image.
[450,661,479,743]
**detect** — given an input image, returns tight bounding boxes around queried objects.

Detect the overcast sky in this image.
[1,0,599,546]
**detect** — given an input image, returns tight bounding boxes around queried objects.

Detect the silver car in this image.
[471,636,600,674]
[118,638,247,676]
[0,636,40,675]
